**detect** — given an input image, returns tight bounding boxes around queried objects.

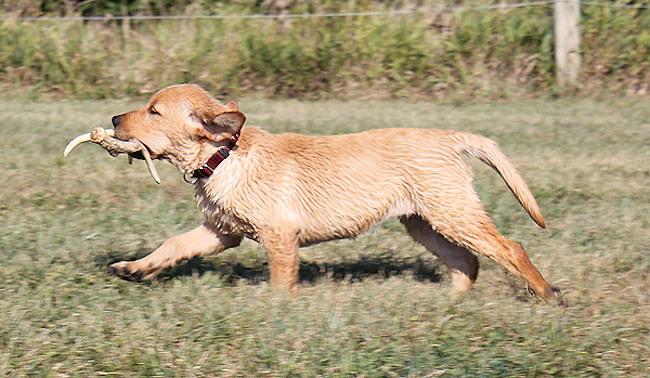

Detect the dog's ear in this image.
[193,101,246,143]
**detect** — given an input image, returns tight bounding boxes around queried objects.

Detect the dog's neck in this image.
[184,134,239,183]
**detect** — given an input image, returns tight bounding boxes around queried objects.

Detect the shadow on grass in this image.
[100,250,442,286]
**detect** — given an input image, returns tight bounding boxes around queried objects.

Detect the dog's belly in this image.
[200,188,414,246]
[293,196,415,246]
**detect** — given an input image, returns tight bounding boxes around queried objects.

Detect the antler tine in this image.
[138,142,161,184]
[64,127,161,184]
[63,132,91,157]
[63,128,116,157]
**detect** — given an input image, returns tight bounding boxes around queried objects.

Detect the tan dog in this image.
[105,84,563,304]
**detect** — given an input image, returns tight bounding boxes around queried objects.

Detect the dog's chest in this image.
[196,188,257,237]
[194,160,259,239]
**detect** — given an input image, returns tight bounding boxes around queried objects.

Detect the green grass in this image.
[0,97,648,376]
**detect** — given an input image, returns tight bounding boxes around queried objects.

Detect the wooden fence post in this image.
[554,0,581,88]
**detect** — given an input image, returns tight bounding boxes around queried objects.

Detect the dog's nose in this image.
[112,115,121,127]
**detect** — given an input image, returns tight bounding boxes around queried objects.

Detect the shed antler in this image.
[64,127,161,184]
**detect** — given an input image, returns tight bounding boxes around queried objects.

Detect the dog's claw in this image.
[548,286,568,307]
[109,261,145,282]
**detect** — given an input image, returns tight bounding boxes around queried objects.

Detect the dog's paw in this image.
[547,286,568,308]
[108,261,145,282]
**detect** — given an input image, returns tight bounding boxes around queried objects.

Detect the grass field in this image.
[0,96,648,376]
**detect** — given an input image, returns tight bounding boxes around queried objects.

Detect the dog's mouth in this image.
[63,127,161,184]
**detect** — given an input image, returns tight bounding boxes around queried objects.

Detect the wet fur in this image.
[108,84,563,304]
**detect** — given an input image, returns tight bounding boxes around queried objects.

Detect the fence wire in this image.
[580,1,649,8]
[0,1,647,22]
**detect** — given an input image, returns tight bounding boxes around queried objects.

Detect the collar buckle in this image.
[182,134,239,185]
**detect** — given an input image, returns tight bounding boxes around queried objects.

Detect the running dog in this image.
[65,84,564,305]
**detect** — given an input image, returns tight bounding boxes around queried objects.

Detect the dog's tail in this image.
[454,132,546,228]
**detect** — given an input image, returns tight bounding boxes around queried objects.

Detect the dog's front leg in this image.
[109,223,242,281]
[261,226,300,295]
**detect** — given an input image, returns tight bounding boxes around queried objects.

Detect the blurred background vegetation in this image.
[1,2,649,376]
[0,0,648,99]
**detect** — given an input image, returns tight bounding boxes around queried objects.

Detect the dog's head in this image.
[111,84,246,170]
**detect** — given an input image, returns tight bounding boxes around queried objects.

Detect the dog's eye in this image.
[149,106,160,115]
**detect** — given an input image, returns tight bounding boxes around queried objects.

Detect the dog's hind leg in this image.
[412,175,563,304]
[109,222,242,281]
[401,215,479,292]
[260,226,300,295]
[419,202,562,304]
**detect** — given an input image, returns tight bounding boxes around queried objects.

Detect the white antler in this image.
[63,127,161,184]
[63,128,115,157]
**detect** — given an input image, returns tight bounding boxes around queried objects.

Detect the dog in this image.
[106,84,564,304]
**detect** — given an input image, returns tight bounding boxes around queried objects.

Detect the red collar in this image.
[185,134,239,183]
